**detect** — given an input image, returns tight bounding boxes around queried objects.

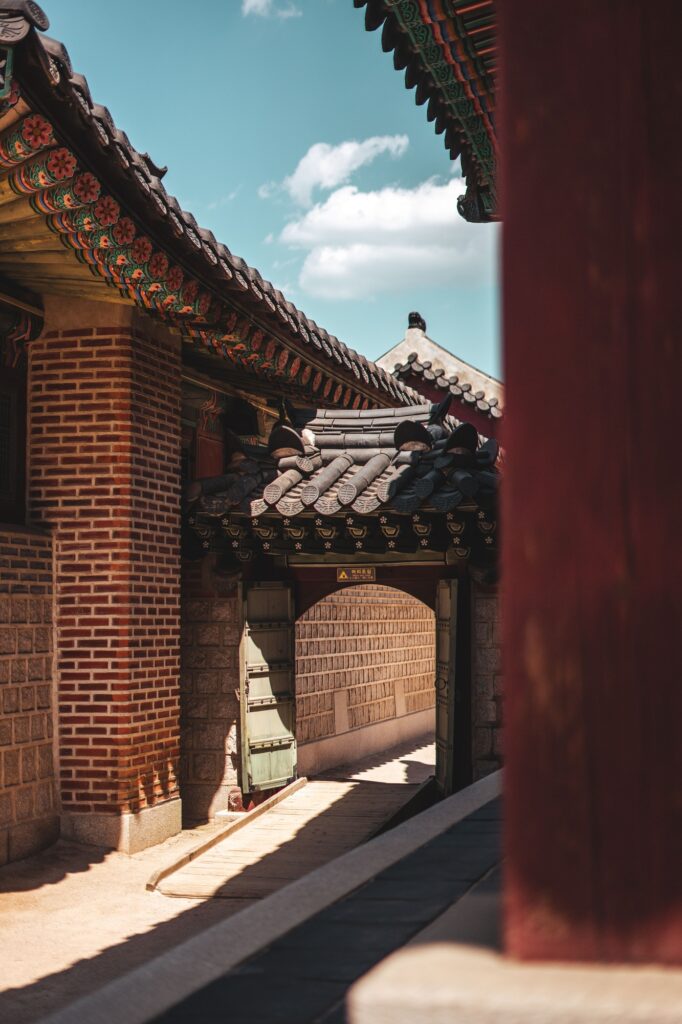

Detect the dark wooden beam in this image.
[0,272,43,318]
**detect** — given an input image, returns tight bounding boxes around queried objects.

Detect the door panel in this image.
[435,578,458,795]
[245,626,291,668]
[240,582,297,793]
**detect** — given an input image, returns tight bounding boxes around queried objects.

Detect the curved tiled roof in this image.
[393,353,503,420]
[354,0,498,223]
[0,1,421,410]
[191,404,498,521]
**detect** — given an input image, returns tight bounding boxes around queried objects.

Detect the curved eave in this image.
[188,403,499,564]
[354,0,499,223]
[392,357,504,422]
[1,18,421,410]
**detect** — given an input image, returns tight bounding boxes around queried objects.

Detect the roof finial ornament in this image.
[268,399,305,460]
[408,311,426,332]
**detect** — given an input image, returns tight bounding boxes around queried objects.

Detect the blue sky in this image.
[46,0,500,375]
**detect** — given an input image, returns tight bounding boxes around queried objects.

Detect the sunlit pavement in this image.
[128,797,503,1024]
[320,735,435,785]
[156,733,436,899]
[0,734,434,1023]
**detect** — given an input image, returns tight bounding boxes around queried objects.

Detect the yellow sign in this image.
[336,567,376,582]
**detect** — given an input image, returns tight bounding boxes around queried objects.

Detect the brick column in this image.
[28,297,182,852]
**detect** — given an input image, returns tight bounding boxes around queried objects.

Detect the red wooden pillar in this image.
[499,3,682,963]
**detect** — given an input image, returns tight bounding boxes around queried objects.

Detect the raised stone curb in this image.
[146,776,308,892]
[43,771,501,1024]
[349,943,682,1024]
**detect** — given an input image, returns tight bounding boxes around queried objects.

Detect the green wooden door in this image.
[240,581,297,794]
[435,578,458,796]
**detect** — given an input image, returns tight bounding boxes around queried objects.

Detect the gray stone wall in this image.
[179,572,497,813]
[0,526,58,863]
[180,560,241,823]
[471,583,502,779]
[295,584,435,744]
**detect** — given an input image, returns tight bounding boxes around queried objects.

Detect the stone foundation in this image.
[61,797,182,854]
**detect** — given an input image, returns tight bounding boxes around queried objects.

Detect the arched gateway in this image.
[186,402,499,818]
[295,583,436,777]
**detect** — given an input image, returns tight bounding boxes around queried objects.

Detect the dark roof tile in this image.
[393,353,504,420]
[193,404,497,522]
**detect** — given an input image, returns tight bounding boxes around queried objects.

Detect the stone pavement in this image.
[149,797,502,1023]
[0,735,434,1023]
[0,821,240,1024]
[157,737,436,900]
[319,738,435,785]
[157,779,426,900]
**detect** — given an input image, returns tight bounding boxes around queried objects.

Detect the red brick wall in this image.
[0,526,58,863]
[28,303,181,817]
[180,559,240,824]
[471,583,502,779]
[295,584,435,744]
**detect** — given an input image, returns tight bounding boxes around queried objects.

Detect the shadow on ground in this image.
[0,737,436,1023]
[0,840,109,896]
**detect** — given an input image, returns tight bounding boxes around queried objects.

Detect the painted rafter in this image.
[356,0,499,222]
[189,507,497,567]
[0,6,423,409]
[0,107,384,410]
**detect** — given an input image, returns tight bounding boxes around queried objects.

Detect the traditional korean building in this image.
[187,402,499,806]
[0,3,501,863]
[377,311,503,437]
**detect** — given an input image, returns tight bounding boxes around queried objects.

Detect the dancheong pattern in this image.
[358,0,498,220]
[0,105,378,407]
[0,15,420,412]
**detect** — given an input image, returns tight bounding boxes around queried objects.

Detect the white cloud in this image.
[242,0,301,18]
[282,136,409,207]
[278,177,498,300]
[207,188,240,210]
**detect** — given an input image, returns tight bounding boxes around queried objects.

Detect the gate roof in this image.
[188,404,498,566]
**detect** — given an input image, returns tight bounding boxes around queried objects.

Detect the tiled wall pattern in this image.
[0,527,58,864]
[180,561,240,823]
[295,585,435,743]
[471,583,502,779]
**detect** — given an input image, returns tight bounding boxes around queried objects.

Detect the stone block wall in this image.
[180,559,240,824]
[471,583,502,779]
[295,584,435,754]
[0,526,58,864]
[28,299,182,842]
